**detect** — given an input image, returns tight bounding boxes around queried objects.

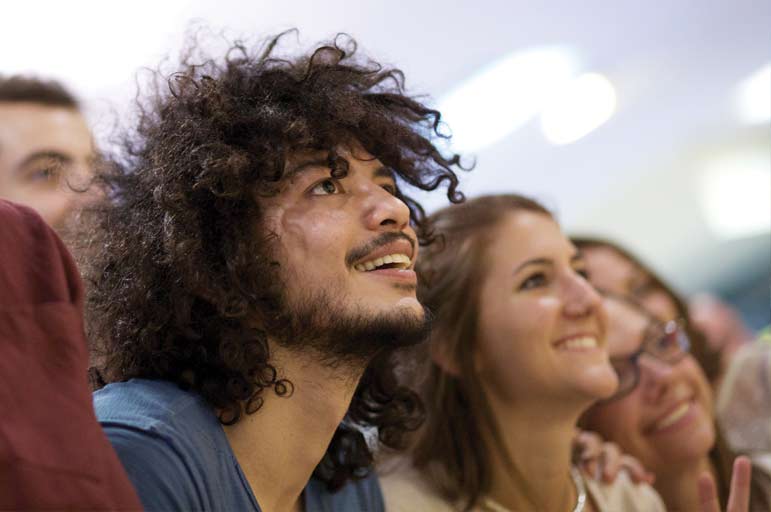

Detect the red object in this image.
[0,200,142,510]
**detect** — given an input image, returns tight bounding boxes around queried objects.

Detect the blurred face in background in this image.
[582,245,679,322]
[474,212,618,410]
[0,102,93,228]
[581,295,715,477]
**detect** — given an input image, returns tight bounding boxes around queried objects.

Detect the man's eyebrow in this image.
[373,165,394,180]
[18,150,72,169]
[286,158,330,177]
[513,257,553,275]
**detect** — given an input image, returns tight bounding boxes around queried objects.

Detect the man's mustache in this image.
[345,232,416,268]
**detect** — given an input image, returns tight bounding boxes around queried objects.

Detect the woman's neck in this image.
[486,400,585,511]
[654,456,716,512]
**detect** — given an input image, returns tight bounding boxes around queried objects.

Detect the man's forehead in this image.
[0,103,92,157]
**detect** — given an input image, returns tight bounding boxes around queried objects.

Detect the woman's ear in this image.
[429,334,461,377]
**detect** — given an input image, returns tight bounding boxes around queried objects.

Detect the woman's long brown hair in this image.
[410,194,552,510]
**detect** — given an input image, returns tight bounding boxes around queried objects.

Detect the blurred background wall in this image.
[3,0,768,327]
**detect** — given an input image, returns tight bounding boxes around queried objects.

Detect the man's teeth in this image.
[354,253,411,272]
[558,336,598,350]
[654,402,690,431]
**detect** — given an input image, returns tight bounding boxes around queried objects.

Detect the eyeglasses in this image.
[602,318,691,403]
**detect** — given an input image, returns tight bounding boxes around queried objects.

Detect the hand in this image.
[572,430,655,484]
[698,455,752,512]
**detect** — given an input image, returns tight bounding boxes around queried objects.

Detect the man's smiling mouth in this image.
[354,253,412,272]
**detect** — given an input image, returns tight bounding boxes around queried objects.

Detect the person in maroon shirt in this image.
[0,199,141,510]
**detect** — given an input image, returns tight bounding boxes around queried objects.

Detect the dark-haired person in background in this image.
[0,75,94,229]
[82,32,465,512]
[0,199,141,510]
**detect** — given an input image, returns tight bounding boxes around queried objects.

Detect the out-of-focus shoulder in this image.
[378,463,457,512]
[584,469,666,512]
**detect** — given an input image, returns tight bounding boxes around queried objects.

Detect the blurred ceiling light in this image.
[540,73,617,145]
[701,150,771,239]
[735,63,771,124]
[438,47,578,153]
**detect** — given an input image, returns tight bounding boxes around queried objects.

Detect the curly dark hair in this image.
[81,31,466,490]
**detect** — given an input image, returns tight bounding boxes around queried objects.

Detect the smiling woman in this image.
[379,194,664,512]
[577,248,771,511]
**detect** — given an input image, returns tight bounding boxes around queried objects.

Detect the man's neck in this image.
[654,456,716,512]
[222,343,364,512]
[486,397,586,511]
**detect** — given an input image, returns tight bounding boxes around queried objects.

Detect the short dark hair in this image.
[0,75,79,109]
[81,31,466,490]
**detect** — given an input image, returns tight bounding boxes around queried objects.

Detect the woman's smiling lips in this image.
[645,390,699,436]
[552,333,601,352]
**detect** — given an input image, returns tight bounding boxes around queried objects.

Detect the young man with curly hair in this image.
[84,33,464,511]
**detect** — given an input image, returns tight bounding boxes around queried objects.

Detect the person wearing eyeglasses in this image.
[580,293,769,511]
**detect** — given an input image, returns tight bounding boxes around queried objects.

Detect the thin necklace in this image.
[482,465,587,512]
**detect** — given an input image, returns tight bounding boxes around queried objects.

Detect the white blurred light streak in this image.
[701,151,771,239]
[540,73,617,145]
[735,63,771,125]
[438,47,578,153]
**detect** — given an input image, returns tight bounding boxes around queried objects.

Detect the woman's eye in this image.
[575,268,590,280]
[519,272,547,291]
[309,178,342,196]
[381,183,397,196]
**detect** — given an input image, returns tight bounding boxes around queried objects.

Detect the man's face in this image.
[260,144,427,362]
[0,102,93,228]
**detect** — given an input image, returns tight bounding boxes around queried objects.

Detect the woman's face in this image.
[474,211,618,409]
[582,296,715,475]
[582,246,679,322]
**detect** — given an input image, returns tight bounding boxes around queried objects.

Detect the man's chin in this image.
[270,290,430,364]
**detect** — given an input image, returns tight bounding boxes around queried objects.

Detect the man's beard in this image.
[266,285,431,367]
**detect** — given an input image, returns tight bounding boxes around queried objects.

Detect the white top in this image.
[379,465,666,512]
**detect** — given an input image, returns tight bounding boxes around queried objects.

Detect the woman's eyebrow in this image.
[512,257,552,275]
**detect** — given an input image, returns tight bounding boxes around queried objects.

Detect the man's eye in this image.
[518,272,547,291]
[27,166,61,184]
[309,178,343,196]
[575,268,590,280]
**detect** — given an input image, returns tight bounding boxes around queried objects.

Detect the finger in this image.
[697,472,720,512]
[619,455,648,484]
[573,431,602,467]
[727,456,752,512]
[601,443,622,482]
[574,431,603,460]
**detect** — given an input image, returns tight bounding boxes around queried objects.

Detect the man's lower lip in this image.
[360,268,417,282]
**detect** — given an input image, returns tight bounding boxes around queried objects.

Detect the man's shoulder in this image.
[94,379,258,510]
[94,379,215,432]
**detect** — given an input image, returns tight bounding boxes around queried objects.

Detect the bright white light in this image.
[735,63,771,124]
[701,150,771,239]
[540,73,617,145]
[438,47,578,153]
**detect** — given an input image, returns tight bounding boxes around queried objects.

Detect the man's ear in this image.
[429,334,461,377]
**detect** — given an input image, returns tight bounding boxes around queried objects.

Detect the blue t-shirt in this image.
[94,379,384,512]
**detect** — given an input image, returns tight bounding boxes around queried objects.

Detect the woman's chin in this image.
[573,367,620,402]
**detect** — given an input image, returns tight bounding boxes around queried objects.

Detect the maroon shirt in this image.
[0,200,141,510]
